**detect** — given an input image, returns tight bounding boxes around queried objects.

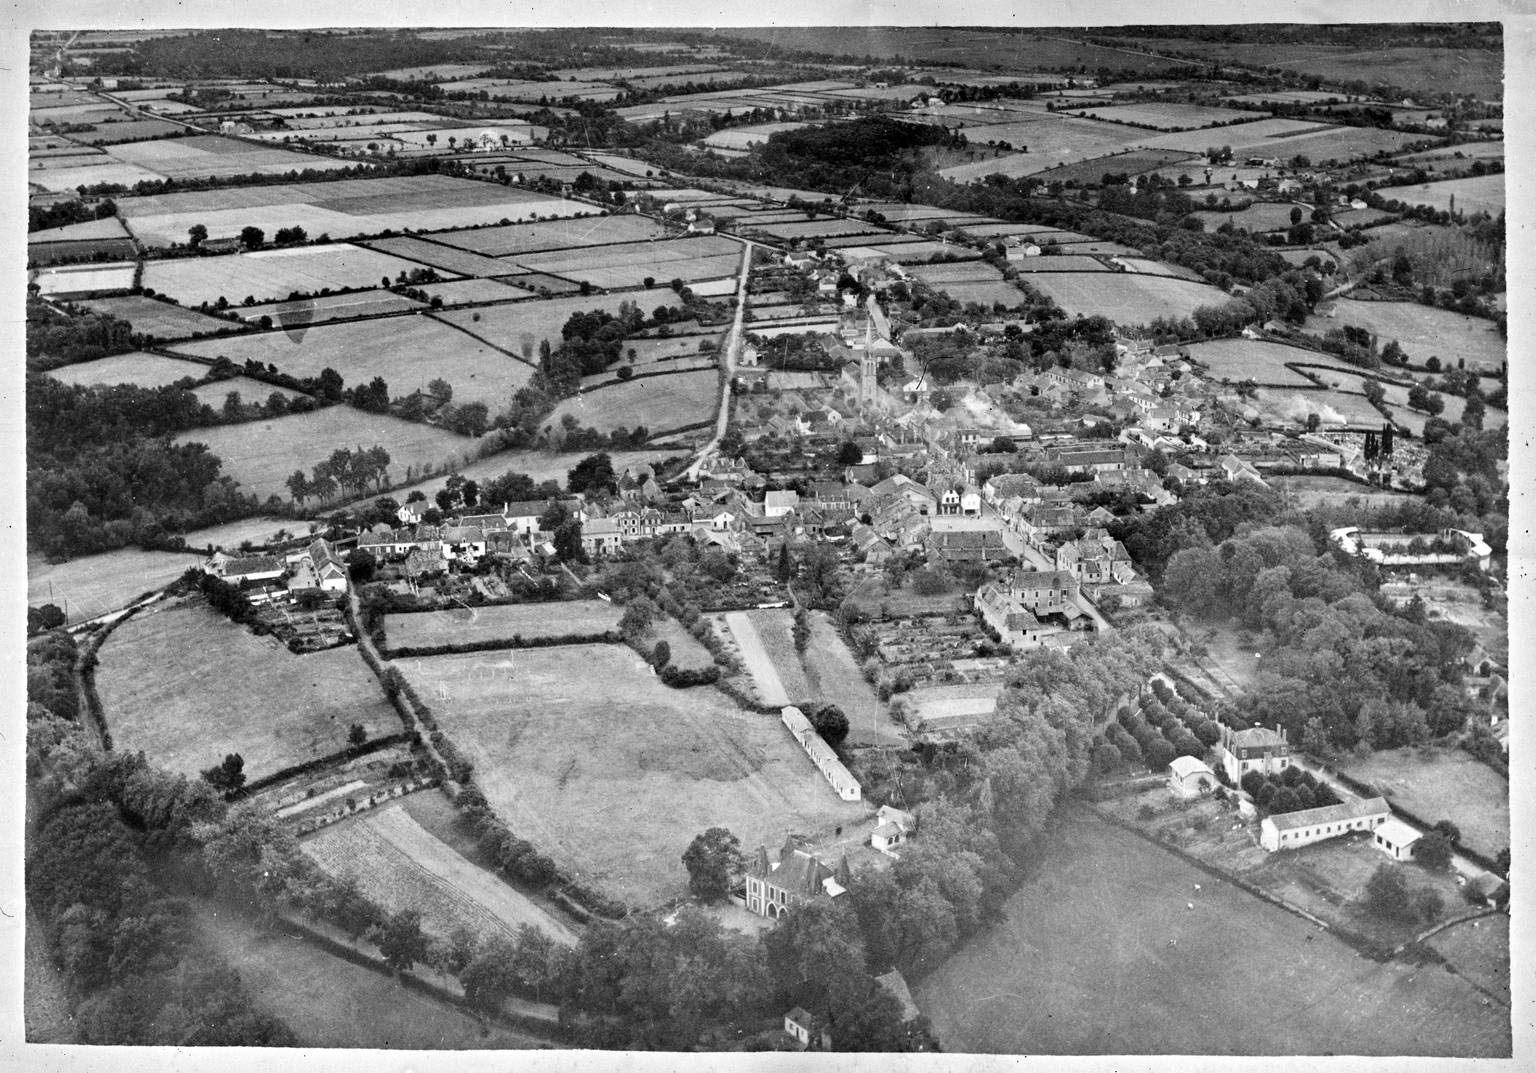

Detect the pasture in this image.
[431,291,683,362]
[1183,339,1323,386]
[1268,474,1417,512]
[360,235,511,277]
[1193,201,1306,234]
[27,215,129,243]
[169,314,533,409]
[29,160,165,193]
[300,802,576,942]
[108,135,352,181]
[239,289,423,324]
[384,600,623,650]
[1340,747,1509,859]
[746,218,884,241]
[436,214,669,256]
[801,612,901,747]
[1072,102,1260,130]
[548,369,717,436]
[511,237,742,290]
[31,261,136,297]
[142,243,438,308]
[1012,255,1110,272]
[1374,173,1504,217]
[174,406,478,500]
[915,805,1508,1056]
[26,547,203,623]
[76,295,233,339]
[702,122,814,150]
[933,281,1031,308]
[96,596,399,779]
[397,644,868,906]
[190,376,306,406]
[1023,272,1225,326]
[1304,300,1505,372]
[1042,148,1196,184]
[413,277,535,305]
[47,351,206,389]
[117,174,581,247]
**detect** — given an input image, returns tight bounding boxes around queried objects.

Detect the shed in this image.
[1372,817,1422,862]
[1167,756,1217,798]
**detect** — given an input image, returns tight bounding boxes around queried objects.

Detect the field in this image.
[359,235,512,277]
[97,597,399,779]
[937,114,1148,182]
[1193,201,1306,234]
[1072,102,1260,130]
[26,547,204,623]
[639,616,716,672]
[1251,386,1383,428]
[168,314,532,409]
[28,159,166,192]
[173,406,477,500]
[436,214,670,256]
[141,243,440,308]
[31,261,136,296]
[27,215,129,242]
[1374,173,1504,217]
[384,600,623,649]
[48,350,205,389]
[300,802,575,943]
[915,806,1508,1056]
[511,237,742,290]
[1303,300,1505,372]
[800,612,903,747]
[24,907,76,1044]
[412,277,534,306]
[177,515,298,551]
[1183,339,1323,386]
[1339,748,1509,859]
[107,135,353,180]
[76,295,234,339]
[549,369,718,437]
[702,121,815,150]
[431,291,682,359]
[186,901,549,1049]
[1024,272,1226,326]
[239,289,424,324]
[190,376,306,406]
[1012,255,1111,273]
[1427,914,1509,1003]
[396,645,868,906]
[1040,148,1196,184]
[117,174,581,247]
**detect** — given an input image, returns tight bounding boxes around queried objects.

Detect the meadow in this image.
[170,313,532,409]
[511,238,742,290]
[413,277,536,306]
[31,261,137,297]
[1251,386,1383,428]
[1192,201,1306,234]
[359,235,511,277]
[916,806,1508,1056]
[97,596,399,778]
[431,291,683,361]
[1303,299,1505,372]
[384,600,623,650]
[548,369,717,436]
[1073,102,1260,130]
[239,290,424,325]
[1339,747,1509,859]
[108,135,353,181]
[142,243,437,307]
[173,406,478,500]
[396,644,868,906]
[436,214,670,256]
[48,351,207,389]
[1374,173,1504,217]
[1182,339,1326,386]
[190,376,307,406]
[26,547,204,623]
[1023,272,1225,326]
[76,295,234,339]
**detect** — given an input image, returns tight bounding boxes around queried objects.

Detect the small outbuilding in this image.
[1168,756,1217,798]
[783,1007,815,1048]
[1372,817,1423,862]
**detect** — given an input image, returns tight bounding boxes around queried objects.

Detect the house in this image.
[1214,724,1290,784]
[289,538,348,593]
[1260,797,1390,852]
[580,517,624,557]
[781,706,861,801]
[784,1007,816,1049]
[439,525,486,562]
[1168,756,1217,798]
[1218,454,1267,487]
[1469,873,1510,909]
[974,581,1054,650]
[356,526,420,560]
[401,544,447,579]
[871,804,916,858]
[1373,817,1422,861]
[1044,443,1136,474]
[744,838,852,919]
[927,528,1009,564]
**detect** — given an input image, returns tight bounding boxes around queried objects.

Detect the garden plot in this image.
[172,406,478,500]
[301,803,575,943]
[26,547,204,624]
[31,261,136,296]
[384,600,622,650]
[1183,339,1321,386]
[170,313,531,409]
[548,369,717,436]
[1303,299,1504,372]
[77,295,237,339]
[117,174,581,247]
[434,214,670,256]
[431,291,683,359]
[97,596,398,779]
[1375,173,1503,217]
[142,243,440,307]
[48,351,205,389]
[397,644,868,907]
[1025,273,1226,326]
[238,289,423,325]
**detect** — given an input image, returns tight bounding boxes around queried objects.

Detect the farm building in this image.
[1372,817,1423,862]
[744,839,852,919]
[781,706,861,801]
[208,552,285,585]
[1168,756,1217,798]
[288,538,348,593]
[871,804,916,858]
[1259,796,1390,852]
[973,581,1063,651]
[1214,723,1290,785]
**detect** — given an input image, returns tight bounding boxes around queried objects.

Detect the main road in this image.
[684,237,756,482]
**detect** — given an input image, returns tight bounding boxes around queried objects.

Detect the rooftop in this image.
[1266,796,1389,832]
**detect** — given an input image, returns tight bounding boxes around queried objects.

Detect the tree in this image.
[618,597,656,636]
[426,377,453,403]
[681,827,742,903]
[187,224,207,249]
[1414,830,1454,870]
[200,753,245,796]
[553,518,584,563]
[811,703,850,747]
[651,640,671,668]
[1363,864,1414,921]
[776,542,793,583]
[837,440,863,465]
[238,226,265,250]
[763,898,866,1010]
[567,452,617,496]
[1431,819,1462,845]
[28,604,66,634]
[373,909,429,979]
[460,933,520,1012]
[347,548,377,582]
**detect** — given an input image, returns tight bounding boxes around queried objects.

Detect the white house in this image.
[1259,797,1389,852]
[1214,724,1290,784]
[1168,756,1217,798]
[764,490,801,518]
[871,804,916,857]
[1372,817,1423,862]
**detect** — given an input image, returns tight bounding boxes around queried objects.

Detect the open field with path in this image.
[27,547,203,622]
[398,644,867,906]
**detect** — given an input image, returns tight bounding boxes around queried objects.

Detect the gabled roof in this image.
[1266,797,1388,832]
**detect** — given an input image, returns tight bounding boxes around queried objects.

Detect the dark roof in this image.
[1267,797,1388,832]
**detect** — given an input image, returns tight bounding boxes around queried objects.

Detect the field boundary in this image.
[241,730,416,796]
[425,310,540,364]
[380,630,623,659]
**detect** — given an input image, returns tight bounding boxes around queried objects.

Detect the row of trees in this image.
[285,445,393,505]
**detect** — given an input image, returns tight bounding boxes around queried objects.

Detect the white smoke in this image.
[1279,393,1346,425]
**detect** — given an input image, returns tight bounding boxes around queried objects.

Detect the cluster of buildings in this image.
[205,537,349,601]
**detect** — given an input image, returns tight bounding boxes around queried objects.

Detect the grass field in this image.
[108,135,352,180]
[412,277,535,305]
[28,160,166,193]
[300,802,576,943]
[435,214,670,256]
[32,261,137,296]
[175,406,477,500]
[1339,748,1509,859]
[1025,272,1226,326]
[931,281,1032,308]
[909,262,1009,284]
[97,596,398,778]
[740,608,814,704]
[1251,386,1382,428]
[385,600,623,649]
[639,616,716,672]
[1374,173,1504,217]
[511,237,741,290]
[1183,338,1323,386]
[396,644,868,906]
[360,235,514,277]
[48,351,205,389]
[142,243,440,308]
[1304,300,1505,372]
[915,805,1508,1056]
[1427,914,1509,1002]
[1193,201,1306,234]
[1073,102,1259,130]
[1011,255,1110,272]
[186,901,549,1049]
[169,314,531,409]
[26,548,203,622]
[548,369,717,436]
[118,174,581,247]
[1036,148,1196,184]
[239,289,423,324]
[801,612,902,747]
[431,291,683,360]
[177,515,299,551]
[76,295,233,338]
[190,375,306,406]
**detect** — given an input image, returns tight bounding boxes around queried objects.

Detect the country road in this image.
[685,238,755,482]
